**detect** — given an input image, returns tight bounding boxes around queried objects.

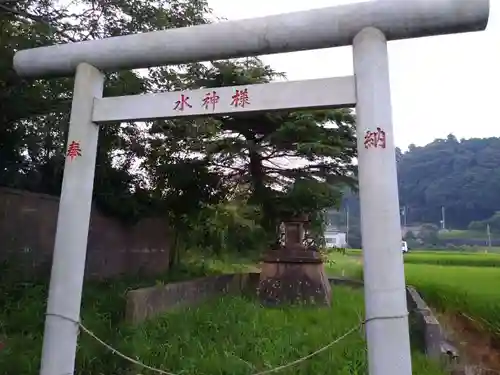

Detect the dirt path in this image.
[436,311,500,374]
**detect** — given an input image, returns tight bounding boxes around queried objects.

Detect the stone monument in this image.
[258,214,331,306]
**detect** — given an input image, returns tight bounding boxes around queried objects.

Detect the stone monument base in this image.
[257,248,331,306]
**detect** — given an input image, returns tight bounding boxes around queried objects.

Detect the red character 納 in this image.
[364,130,376,149]
[364,127,386,149]
[375,127,386,148]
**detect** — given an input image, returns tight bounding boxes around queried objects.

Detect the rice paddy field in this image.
[406,264,500,336]
[330,250,500,341]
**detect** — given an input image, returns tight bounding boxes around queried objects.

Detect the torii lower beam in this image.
[92,76,356,123]
[12,1,489,375]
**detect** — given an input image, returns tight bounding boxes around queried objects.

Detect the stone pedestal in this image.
[257,216,331,306]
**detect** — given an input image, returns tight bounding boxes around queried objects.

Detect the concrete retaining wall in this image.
[406,286,459,363]
[125,273,260,324]
[126,274,365,324]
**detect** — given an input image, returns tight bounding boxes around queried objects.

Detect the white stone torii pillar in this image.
[12,1,489,375]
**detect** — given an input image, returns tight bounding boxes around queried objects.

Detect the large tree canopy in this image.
[1,0,358,256]
[0,0,213,220]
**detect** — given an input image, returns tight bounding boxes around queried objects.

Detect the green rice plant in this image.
[329,249,500,342]
[405,264,500,338]
[403,252,500,267]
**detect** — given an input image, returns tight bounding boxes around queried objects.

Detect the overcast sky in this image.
[208,0,499,150]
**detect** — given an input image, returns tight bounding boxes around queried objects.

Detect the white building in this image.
[324,225,348,248]
[323,208,348,248]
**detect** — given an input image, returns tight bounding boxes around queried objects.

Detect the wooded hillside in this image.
[336,135,500,241]
[397,135,500,229]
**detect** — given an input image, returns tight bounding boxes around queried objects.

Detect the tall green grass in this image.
[1,254,446,375]
[123,288,367,375]
[0,256,249,375]
[324,252,363,278]
[120,288,444,375]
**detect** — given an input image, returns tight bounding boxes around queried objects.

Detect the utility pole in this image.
[487,223,492,251]
[441,206,446,230]
[346,206,350,247]
[401,206,407,230]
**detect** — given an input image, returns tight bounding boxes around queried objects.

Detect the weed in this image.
[1,254,445,375]
[122,288,443,375]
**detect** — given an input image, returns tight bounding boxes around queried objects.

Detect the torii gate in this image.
[13,1,489,374]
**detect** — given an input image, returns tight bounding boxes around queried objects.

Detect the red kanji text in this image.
[202,91,220,111]
[67,140,82,161]
[173,94,192,111]
[230,88,250,108]
[364,127,386,149]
